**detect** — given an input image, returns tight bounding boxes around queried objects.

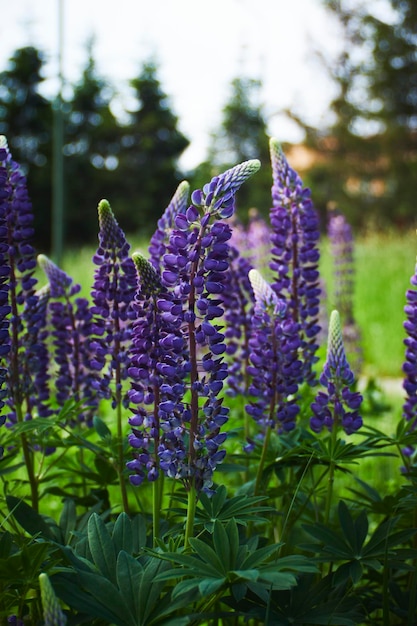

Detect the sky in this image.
[0,0,342,169]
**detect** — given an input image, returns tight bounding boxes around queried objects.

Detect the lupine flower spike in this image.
[128,161,260,497]
[39,573,67,626]
[148,180,190,271]
[0,138,11,422]
[246,269,302,494]
[269,138,321,386]
[90,199,137,405]
[311,310,362,435]
[38,254,99,424]
[403,248,417,438]
[246,269,302,435]
[328,209,362,373]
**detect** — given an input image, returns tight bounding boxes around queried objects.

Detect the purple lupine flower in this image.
[90,199,138,407]
[328,209,362,374]
[403,258,417,430]
[7,617,25,626]
[311,310,362,435]
[38,255,99,424]
[127,252,185,485]
[0,142,11,420]
[128,160,260,493]
[39,573,67,626]
[246,269,302,434]
[269,138,321,386]
[0,136,47,426]
[221,242,254,397]
[148,181,190,271]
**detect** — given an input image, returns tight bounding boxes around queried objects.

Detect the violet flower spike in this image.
[269,138,321,386]
[1,136,45,426]
[0,141,11,419]
[246,269,302,434]
[221,242,254,398]
[127,252,186,486]
[403,251,417,431]
[38,254,99,424]
[90,199,138,407]
[148,180,190,271]
[311,310,363,435]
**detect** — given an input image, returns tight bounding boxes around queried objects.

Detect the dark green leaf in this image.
[87,513,117,582]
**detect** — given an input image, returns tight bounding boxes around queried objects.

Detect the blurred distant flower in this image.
[311,310,362,434]
[269,138,321,385]
[328,208,362,374]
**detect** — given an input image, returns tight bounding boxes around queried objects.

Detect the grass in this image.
[320,228,417,378]
[41,227,417,380]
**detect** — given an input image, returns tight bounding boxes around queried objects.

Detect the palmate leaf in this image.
[154,519,305,604]
[87,513,117,583]
[195,485,272,530]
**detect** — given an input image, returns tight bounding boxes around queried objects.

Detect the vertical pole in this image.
[52,0,64,265]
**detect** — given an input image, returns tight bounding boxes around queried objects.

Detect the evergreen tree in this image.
[292,0,417,229]
[193,76,271,221]
[64,39,120,243]
[0,46,53,247]
[116,61,189,233]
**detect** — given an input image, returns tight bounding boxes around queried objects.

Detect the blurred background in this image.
[0,0,415,257]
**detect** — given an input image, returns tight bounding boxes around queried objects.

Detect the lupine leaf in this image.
[131,513,148,553]
[112,512,133,554]
[116,550,143,619]
[59,499,76,545]
[93,415,111,439]
[213,520,231,571]
[87,513,117,583]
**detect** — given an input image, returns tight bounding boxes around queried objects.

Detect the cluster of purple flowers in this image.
[38,255,100,424]
[269,138,321,385]
[90,200,138,407]
[403,260,417,430]
[0,141,11,420]
[127,159,260,492]
[245,269,302,435]
[0,137,44,426]
[148,180,190,271]
[311,310,362,435]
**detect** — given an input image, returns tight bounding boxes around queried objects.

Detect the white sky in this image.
[0,0,342,169]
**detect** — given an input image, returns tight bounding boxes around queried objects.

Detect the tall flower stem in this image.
[184,485,197,549]
[152,475,164,546]
[116,396,129,514]
[324,422,338,525]
[16,402,39,512]
[254,425,272,497]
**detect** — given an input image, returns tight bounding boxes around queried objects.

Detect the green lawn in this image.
[320,228,417,378]
[47,228,417,380]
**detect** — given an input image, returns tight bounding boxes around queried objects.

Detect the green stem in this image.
[254,425,272,496]
[324,426,338,525]
[184,485,197,549]
[152,474,164,546]
[16,403,39,512]
[116,397,130,514]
